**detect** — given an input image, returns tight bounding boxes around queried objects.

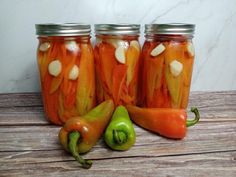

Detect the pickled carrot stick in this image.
[43,72,62,125]
[63,62,77,107]
[145,47,164,101]
[50,41,61,59]
[58,92,65,121]
[126,44,140,86]
[64,59,79,110]
[94,44,111,102]
[76,43,96,116]
[112,65,127,105]
[58,42,80,122]
[50,72,64,94]
[161,76,172,107]
[139,42,149,106]
[58,91,77,123]
[95,71,105,104]
[51,89,61,124]
[39,41,63,124]
[62,52,77,96]
[98,42,117,92]
[49,43,67,94]
[146,67,171,108]
[126,44,140,105]
[180,42,194,108]
[58,42,79,116]
[183,43,194,87]
[64,81,77,109]
[121,82,133,104]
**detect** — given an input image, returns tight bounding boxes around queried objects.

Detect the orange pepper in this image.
[126,105,200,139]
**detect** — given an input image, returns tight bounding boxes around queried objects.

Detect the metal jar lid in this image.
[145,23,195,36]
[35,23,91,36]
[95,24,140,35]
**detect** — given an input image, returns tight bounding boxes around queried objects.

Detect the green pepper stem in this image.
[113,130,127,144]
[186,107,200,127]
[68,131,92,169]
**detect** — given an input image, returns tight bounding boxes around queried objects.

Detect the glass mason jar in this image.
[141,23,195,109]
[35,23,96,125]
[94,24,141,106]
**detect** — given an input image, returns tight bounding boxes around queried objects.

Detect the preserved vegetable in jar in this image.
[141,23,195,108]
[35,23,96,125]
[94,24,141,106]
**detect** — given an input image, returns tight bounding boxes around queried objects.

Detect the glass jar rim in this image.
[35,23,91,36]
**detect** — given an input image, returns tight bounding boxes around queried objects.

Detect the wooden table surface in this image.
[0,91,236,177]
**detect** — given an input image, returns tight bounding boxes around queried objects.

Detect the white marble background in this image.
[0,0,236,93]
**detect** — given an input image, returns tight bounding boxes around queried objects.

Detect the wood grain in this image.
[1,151,235,177]
[0,91,236,177]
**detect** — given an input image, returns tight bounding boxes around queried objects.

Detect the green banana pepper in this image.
[104,105,136,151]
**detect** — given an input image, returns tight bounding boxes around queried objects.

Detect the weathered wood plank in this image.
[0,91,235,110]
[0,151,235,177]
[0,107,48,125]
[0,122,235,158]
[1,91,235,108]
[188,91,236,119]
[0,91,236,126]
[0,92,42,107]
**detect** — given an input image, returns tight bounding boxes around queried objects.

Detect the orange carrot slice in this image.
[145,42,164,102]
[126,43,140,105]
[43,72,62,125]
[98,42,117,92]
[50,72,63,94]
[126,44,140,85]
[64,81,77,109]
[76,43,96,116]
[180,42,194,108]
[112,64,127,105]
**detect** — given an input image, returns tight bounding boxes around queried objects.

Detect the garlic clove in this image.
[48,60,62,77]
[106,39,129,49]
[115,46,126,64]
[65,41,79,52]
[187,42,195,57]
[150,43,166,57]
[39,42,50,52]
[170,60,183,77]
[69,65,79,80]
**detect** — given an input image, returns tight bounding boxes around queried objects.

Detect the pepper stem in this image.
[186,107,200,127]
[68,131,92,169]
[113,130,127,144]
